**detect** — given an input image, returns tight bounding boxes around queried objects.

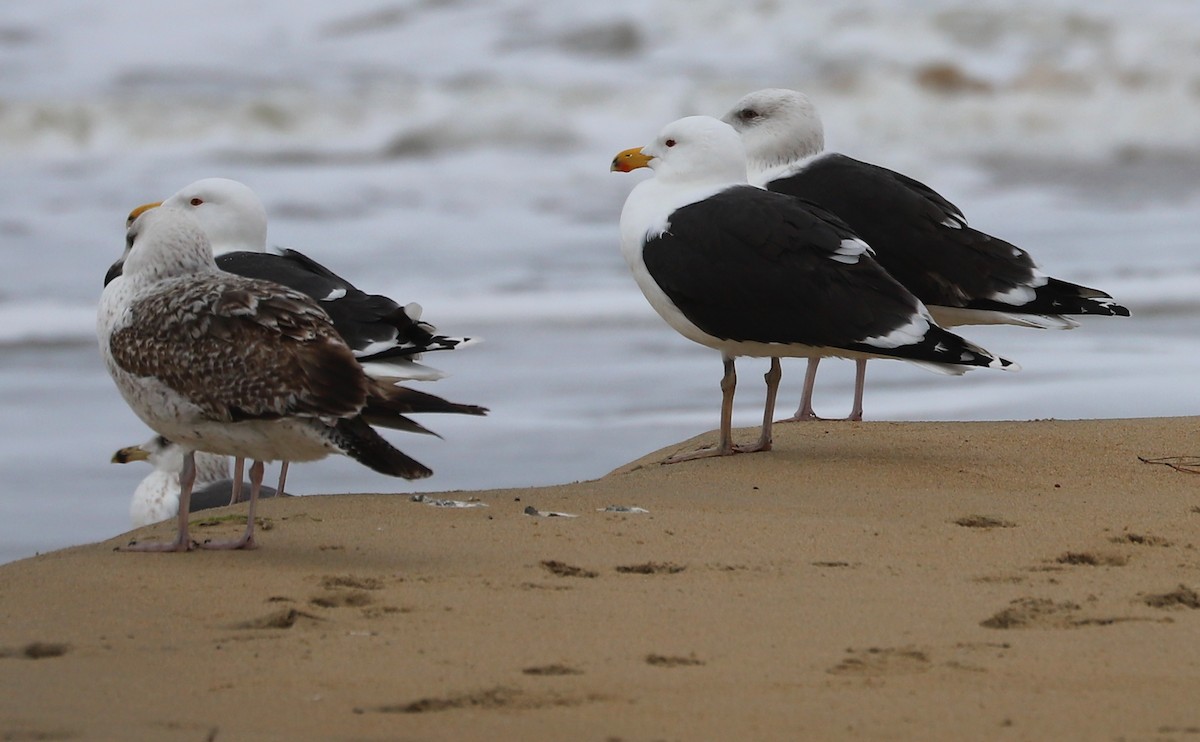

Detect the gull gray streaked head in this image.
[120,205,217,283]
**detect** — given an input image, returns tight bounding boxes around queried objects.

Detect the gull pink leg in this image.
[665,355,739,463]
[120,450,198,552]
[848,359,867,422]
[201,460,262,550]
[781,357,867,423]
[275,461,289,496]
[779,358,822,422]
[226,456,244,506]
[735,357,780,454]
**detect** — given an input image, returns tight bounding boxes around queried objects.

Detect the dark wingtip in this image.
[1044,279,1132,318]
[370,383,489,418]
[1070,299,1131,318]
[330,417,434,480]
[1109,303,1132,317]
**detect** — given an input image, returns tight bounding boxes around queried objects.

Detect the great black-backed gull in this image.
[611,116,1016,462]
[721,89,1129,422]
[109,177,478,501]
[121,178,472,382]
[112,436,285,527]
[99,206,486,551]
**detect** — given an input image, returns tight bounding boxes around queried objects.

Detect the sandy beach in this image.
[2,416,1199,740]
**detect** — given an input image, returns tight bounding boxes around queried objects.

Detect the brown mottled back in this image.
[109,273,368,423]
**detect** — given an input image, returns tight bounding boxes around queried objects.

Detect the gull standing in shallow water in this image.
[98,206,486,551]
[721,88,1129,422]
[111,177,478,502]
[612,116,1017,463]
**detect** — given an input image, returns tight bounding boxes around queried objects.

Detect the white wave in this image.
[0,301,96,345]
[1,0,1198,165]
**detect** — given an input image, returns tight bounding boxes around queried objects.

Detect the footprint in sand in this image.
[319,574,385,590]
[309,591,374,608]
[522,663,584,676]
[1143,585,1200,609]
[980,597,1162,629]
[943,641,1013,673]
[615,562,686,575]
[308,573,394,614]
[828,646,930,676]
[645,653,705,668]
[953,515,1016,529]
[231,608,325,630]
[0,641,71,659]
[540,560,598,578]
[1055,551,1130,567]
[353,686,601,714]
[1110,533,1173,547]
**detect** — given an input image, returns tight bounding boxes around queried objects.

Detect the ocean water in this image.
[2,0,1199,564]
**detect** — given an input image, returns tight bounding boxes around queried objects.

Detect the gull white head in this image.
[120,205,217,283]
[113,435,230,527]
[611,117,751,302]
[611,115,749,187]
[157,178,268,256]
[113,435,229,479]
[721,89,825,177]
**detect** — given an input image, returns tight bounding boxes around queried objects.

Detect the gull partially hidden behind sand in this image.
[112,436,286,528]
[98,205,486,551]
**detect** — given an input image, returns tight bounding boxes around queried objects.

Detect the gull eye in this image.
[664,139,676,148]
[189,197,203,206]
[738,108,757,121]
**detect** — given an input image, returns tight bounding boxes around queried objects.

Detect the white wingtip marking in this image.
[359,359,447,382]
[830,238,871,264]
[859,314,931,350]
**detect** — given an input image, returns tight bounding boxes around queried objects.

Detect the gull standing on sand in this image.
[98,206,486,551]
[111,177,478,500]
[722,89,1129,422]
[612,116,1017,462]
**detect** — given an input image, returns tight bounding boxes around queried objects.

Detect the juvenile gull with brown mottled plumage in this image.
[111,178,479,503]
[98,205,486,552]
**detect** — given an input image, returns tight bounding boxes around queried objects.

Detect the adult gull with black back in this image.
[612,116,1017,462]
[721,89,1128,421]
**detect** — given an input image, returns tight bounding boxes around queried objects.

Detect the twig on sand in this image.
[1139,455,1200,474]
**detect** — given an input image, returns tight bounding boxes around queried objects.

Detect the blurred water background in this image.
[2,0,1198,563]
